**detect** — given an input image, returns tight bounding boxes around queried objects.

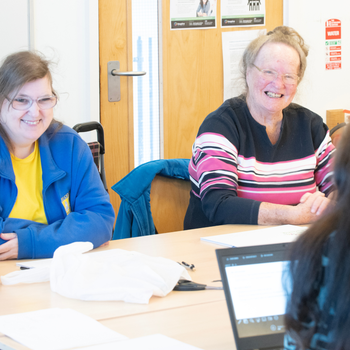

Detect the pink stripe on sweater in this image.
[237,185,316,205]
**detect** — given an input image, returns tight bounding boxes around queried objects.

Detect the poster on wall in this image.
[325,18,342,70]
[221,0,265,28]
[170,0,217,30]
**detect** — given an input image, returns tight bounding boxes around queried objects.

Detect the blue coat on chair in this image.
[112,159,190,240]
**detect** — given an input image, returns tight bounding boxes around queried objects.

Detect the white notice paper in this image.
[0,308,127,350]
[201,225,308,247]
[222,29,265,101]
[77,334,204,350]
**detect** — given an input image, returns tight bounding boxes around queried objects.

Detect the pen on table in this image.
[178,261,196,271]
[174,280,223,291]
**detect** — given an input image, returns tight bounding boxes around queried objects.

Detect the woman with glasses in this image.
[0,51,115,260]
[184,26,335,229]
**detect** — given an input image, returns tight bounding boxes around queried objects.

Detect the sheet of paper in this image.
[0,308,127,350]
[201,225,308,247]
[221,0,265,28]
[0,341,16,350]
[77,334,203,350]
[170,0,217,30]
[222,29,265,100]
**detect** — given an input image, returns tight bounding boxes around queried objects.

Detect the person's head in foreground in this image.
[0,51,114,260]
[184,26,334,230]
[285,124,350,350]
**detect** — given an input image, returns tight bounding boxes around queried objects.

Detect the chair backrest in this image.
[73,121,108,191]
[330,122,346,148]
[150,175,191,233]
[112,158,190,239]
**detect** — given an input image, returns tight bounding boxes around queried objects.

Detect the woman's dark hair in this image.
[285,124,350,349]
[0,50,61,151]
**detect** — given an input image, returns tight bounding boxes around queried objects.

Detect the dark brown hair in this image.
[285,125,350,350]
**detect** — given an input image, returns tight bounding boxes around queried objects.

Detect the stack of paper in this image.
[0,308,127,350]
[200,225,308,247]
[0,309,204,350]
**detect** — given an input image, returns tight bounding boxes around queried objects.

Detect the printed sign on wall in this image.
[170,0,217,30]
[221,0,265,28]
[325,19,342,70]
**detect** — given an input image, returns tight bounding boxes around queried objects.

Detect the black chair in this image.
[73,121,108,191]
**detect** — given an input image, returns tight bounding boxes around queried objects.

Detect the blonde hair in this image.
[240,26,309,96]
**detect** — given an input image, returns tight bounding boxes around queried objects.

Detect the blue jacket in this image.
[0,124,115,259]
[112,159,190,239]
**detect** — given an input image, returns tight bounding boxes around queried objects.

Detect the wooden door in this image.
[99,0,133,214]
[99,0,283,216]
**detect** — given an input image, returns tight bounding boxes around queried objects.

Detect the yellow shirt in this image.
[9,141,48,224]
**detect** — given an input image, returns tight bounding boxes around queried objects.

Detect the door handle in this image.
[108,61,146,102]
[111,70,146,77]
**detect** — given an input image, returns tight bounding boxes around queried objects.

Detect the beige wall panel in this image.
[162,0,283,159]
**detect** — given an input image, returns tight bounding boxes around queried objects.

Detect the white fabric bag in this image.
[1,242,191,304]
[50,242,191,304]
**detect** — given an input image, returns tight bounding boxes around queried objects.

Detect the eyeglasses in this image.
[252,64,300,85]
[8,95,57,111]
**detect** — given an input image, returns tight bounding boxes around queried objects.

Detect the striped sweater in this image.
[184,97,334,228]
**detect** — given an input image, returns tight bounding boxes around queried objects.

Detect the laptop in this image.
[216,243,292,350]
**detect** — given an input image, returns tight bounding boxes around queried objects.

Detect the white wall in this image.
[0,0,29,55]
[284,0,350,123]
[0,0,99,132]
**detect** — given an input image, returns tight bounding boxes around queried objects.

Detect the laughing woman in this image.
[0,51,115,260]
[184,26,335,229]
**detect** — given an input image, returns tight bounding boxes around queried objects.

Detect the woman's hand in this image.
[299,192,331,216]
[0,233,18,260]
[258,192,333,225]
[288,192,332,224]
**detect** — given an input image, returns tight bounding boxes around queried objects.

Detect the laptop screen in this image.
[216,243,292,350]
